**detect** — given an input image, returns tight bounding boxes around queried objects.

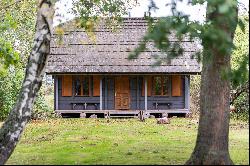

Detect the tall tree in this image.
[0,0,54,163]
[186,1,238,164]
[129,0,241,164]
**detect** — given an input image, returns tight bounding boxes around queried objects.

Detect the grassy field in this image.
[4,118,249,165]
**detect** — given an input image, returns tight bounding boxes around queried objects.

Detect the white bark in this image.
[0,0,54,164]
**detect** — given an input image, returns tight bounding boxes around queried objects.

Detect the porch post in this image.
[184,75,190,111]
[136,76,139,110]
[55,76,58,110]
[100,76,103,110]
[104,76,108,110]
[144,76,147,110]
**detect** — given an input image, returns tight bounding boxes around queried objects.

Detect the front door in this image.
[115,76,130,110]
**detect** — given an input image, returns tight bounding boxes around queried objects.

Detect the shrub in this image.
[0,68,55,121]
[231,92,249,122]
[190,75,201,119]
[32,82,55,120]
[0,67,23,120]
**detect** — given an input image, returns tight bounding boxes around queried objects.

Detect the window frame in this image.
[73,75,91,97]
[152,76,170,96]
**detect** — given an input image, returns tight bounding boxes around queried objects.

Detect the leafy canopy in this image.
[0,11,19,71]
[128,0,247,85]
[0,0,37,73]
[231,15,249,87]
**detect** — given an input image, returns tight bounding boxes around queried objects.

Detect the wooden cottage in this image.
[46,18,201,118]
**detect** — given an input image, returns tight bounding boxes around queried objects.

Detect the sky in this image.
[54,0,249,26]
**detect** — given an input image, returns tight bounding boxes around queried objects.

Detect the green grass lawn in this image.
[4,118,249,165]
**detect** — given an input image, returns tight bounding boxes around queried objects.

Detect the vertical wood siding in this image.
[56,75,186,110]
[106,77,115,110]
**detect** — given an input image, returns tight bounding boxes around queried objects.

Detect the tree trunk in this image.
[186,1,238,165]
[0,0,54,164]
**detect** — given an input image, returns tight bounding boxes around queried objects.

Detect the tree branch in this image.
[230,81,249,105]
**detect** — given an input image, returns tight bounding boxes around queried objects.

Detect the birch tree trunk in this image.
[186,1,238,165]
[0,0,54,164]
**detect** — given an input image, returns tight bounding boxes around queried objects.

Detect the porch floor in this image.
[55,109,189,118]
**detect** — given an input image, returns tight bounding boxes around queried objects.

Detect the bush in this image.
[190,75,201,118]
[231,92,249,122]
[0,67,24,120]
[0,67,55,121]
[32,82,55,120]
[190,75,249,122]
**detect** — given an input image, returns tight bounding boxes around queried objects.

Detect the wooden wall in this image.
[55,75,186,110]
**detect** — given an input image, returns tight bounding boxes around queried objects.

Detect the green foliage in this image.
[71,0,137,32]
[0,0,52,120]
[190,75,201,118]
[230,15,249,121]
[189,15,249,121]
[0,68,54,120]
[231,15,249,88]
[230,55,249,87]
[5,119,249,165]
[129,0,242,82]
[0,39,19,70]
[0,11,17,31]
[0,66,53,120]
[128,16,200,62]
[32,84,55,120]
[0,11,19,70]
[231,92,249,122]
[0,0,37,67]
[128,0,248,124]
[0,66,23,120]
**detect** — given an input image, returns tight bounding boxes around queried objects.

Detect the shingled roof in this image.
[46,17,201,74]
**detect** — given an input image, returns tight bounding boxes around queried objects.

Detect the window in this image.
[153,76,170,96]
[74,76,90,96]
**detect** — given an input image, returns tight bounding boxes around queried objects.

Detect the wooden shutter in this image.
[93,76,100,96]
[62,75,72,96]
[172,75,182,96]
[142,76,152,96]
[148,76,152,96]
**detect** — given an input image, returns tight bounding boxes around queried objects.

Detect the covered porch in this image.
[55,109,189,118]
[54,74,190,118]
